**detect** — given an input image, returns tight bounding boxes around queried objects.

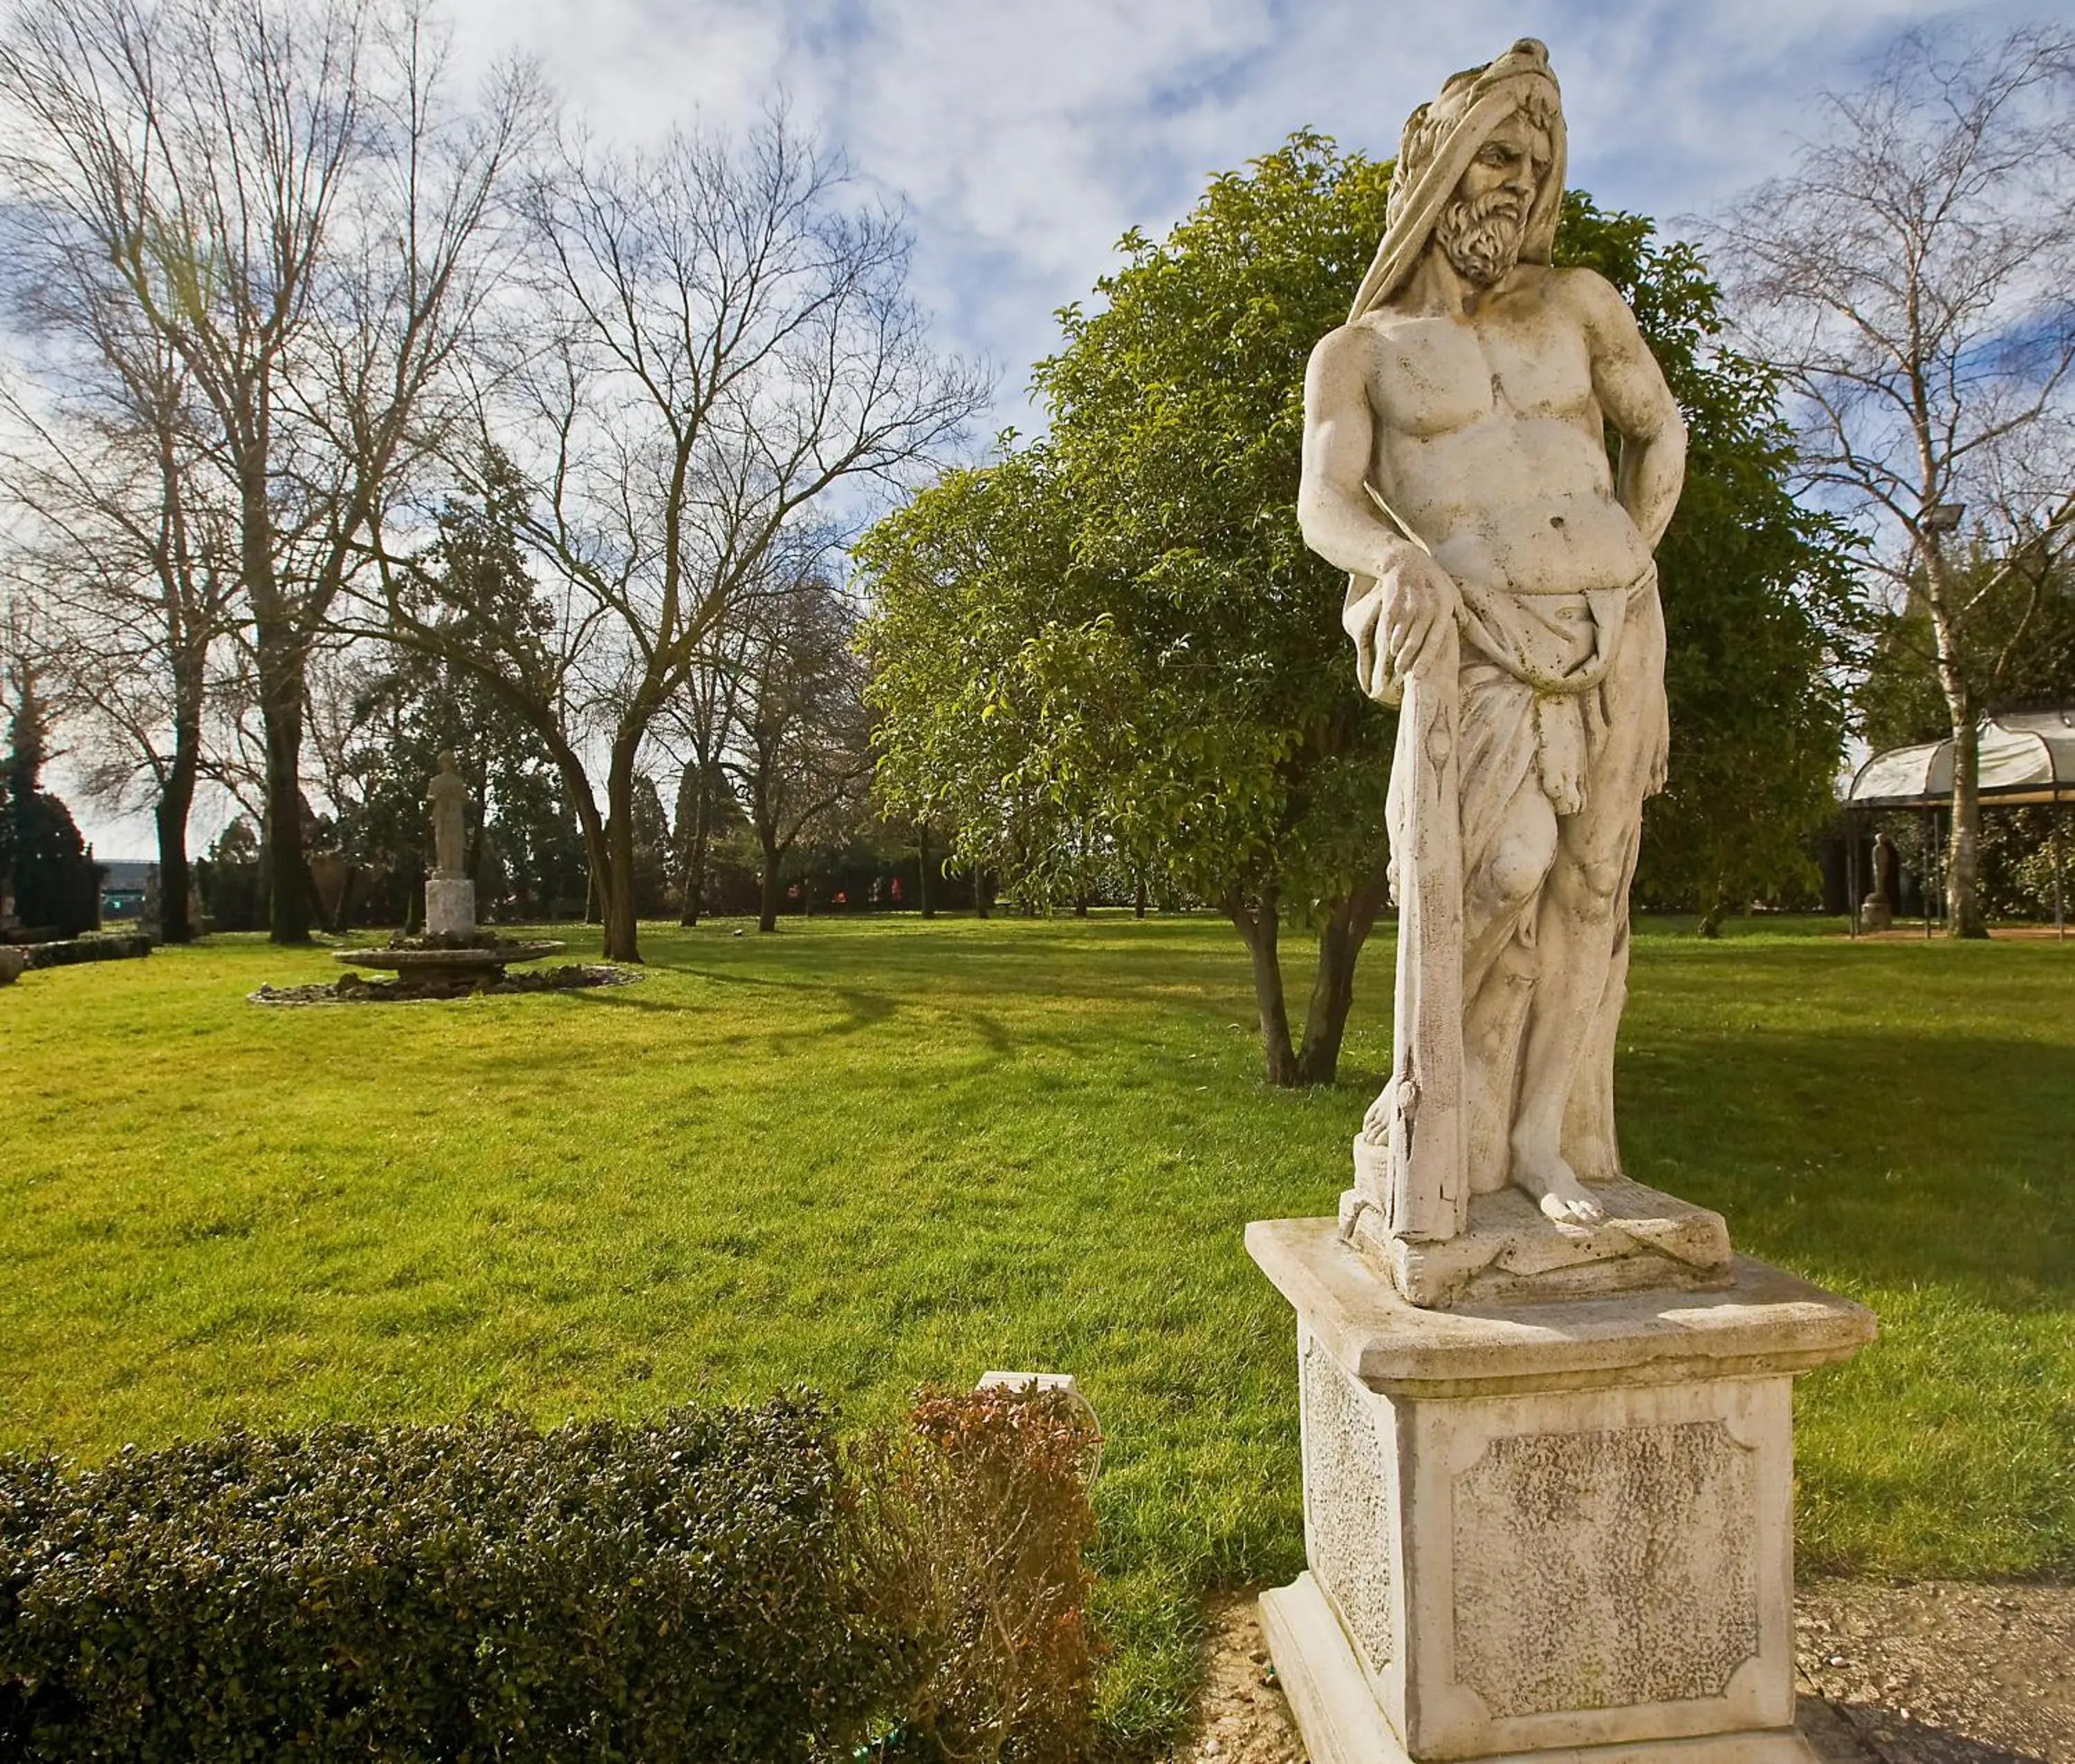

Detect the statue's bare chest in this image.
[1365,312,1594,442]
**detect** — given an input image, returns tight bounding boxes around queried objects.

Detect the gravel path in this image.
[1163,1583,2075,1763]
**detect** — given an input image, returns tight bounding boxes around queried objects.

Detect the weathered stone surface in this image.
[425,876,477,938]
[331,938,562,975]
[1452,1420,1758,1717]
[1296,37,1694,1291]
[1251,1218,1872,1763]
[0,945,25,984]
[1302,1339,1396,1681]
[1264,1572,1823,1764]
[1343,1175,1733,1309]
[427,751,469,879]
[1247,1218,1875,1396]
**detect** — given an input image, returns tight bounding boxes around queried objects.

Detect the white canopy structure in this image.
[1843,708,2071,938]
[1848,708,2075,809]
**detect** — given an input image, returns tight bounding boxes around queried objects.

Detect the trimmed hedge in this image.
[0,1400,898,1762]
[21,934,151,970]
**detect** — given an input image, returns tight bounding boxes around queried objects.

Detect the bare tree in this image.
[726,571,872,934]
[1,320,239,942]
[1713,24,2075,935]
[0,0,541,942]
[369,111,983,960]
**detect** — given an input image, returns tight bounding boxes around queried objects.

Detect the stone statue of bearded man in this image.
[1299,42,1727,1303]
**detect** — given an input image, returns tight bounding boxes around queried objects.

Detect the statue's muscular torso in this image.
[1342,266,1655,596]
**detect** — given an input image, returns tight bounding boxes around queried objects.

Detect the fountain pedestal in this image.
[426,876,476,937]
[332,937,564,995]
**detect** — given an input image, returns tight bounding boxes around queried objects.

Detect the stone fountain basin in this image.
[333,940,565,973]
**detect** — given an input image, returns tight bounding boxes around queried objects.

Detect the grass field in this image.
[3,914,2072,1741]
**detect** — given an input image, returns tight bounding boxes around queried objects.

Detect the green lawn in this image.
[3,915,2072,1741]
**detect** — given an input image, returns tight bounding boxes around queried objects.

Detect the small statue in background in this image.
[427,752,469,879]
[1863,829,1898,931]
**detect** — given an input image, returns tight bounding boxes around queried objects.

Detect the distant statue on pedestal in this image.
[427,752,469,881]
[423,751,478,939]
[1863,829,1897,932]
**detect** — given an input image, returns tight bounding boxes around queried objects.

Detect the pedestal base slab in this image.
[1262,1572,1819,1764]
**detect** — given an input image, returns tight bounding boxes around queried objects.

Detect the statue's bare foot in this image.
[1513,1150,1606,1228]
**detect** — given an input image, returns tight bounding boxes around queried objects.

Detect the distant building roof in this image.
[98,859,157,890]
[1847,710,2075,809]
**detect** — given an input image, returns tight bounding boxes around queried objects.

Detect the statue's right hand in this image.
[1380,552,1460,682]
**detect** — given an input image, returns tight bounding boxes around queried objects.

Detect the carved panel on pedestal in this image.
[1301,1341,1394,1672]
[1451,1420,1757,1717]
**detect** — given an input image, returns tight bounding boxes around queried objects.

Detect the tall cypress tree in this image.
[4,664,102,938]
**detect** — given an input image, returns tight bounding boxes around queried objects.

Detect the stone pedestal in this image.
[1246,1218,1875,1764]
[425,876,476,938]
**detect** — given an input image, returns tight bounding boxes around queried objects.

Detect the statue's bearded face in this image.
[1437,111,1551,286]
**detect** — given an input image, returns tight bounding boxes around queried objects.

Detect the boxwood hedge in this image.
[0,1399,901,1762]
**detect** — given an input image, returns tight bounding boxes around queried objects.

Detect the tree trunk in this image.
[600,742,644,962]
[1295,860,1390,1085]
[1134,879,1146,920]
[258,662,311,944]
[1226,885,1299,1087]
[916,822,934,919]
[975,867,992,919]
[1925,546,1989,939]
[558,750,612,944]
[153,716,201,944]
[1946,712,1989,938]
[1697,879,1726,940]
[758,830,782,932]
[679,780,710,926]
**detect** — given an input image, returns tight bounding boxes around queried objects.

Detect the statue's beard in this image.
[1437,189,1527,286]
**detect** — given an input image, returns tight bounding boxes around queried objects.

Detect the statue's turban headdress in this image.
[1347,39,1567,324]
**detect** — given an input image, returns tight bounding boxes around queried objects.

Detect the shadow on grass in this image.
[1623,1025,2072,1308]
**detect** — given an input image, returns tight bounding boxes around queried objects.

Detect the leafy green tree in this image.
[864,137,1396,1084]
[1555,197,1859,933]
[862,134,1856,1083]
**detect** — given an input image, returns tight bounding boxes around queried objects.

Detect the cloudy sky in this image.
[434,0,2038,429]
[70,0,2040,853]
